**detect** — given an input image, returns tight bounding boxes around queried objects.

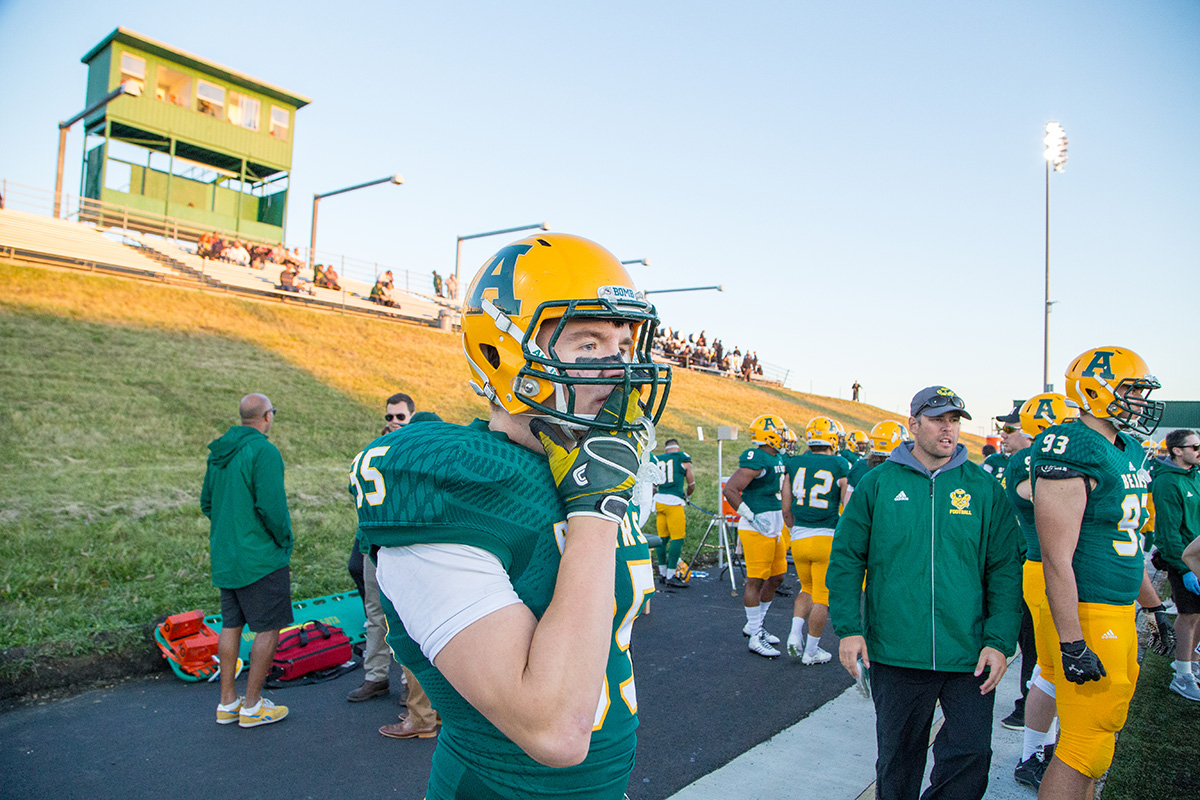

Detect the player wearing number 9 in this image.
[350,233,670,800]
[1032,345,1173,797]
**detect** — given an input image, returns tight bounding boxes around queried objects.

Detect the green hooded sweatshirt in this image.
[827,441,1023,672]
[200,426,292,589]
[1149,457,1200,574]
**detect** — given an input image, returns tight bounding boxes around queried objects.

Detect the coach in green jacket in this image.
[828,386,1022,800]
[200,393,294,728]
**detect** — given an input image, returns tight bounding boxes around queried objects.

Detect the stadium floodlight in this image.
[54,80,141,219]
[1042,122,1068,392]
[453,223,549,300]
[308,174,404,274]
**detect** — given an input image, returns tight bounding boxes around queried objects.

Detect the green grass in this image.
[0,260,976,655]
[1103,653,1200,799]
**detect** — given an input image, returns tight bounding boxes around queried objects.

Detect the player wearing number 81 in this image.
[781,416,851,663]
[1032,345,1174,800]
[352,233,669,800]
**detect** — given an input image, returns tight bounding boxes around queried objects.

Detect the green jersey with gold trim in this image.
[848,457,873,488]
[657,451,692,500]
[838,448,861,465]
[738,447,785,514]
[1030,422,1148,606]
[982,452,1009,482]
[352,419,652,800]
[1005,447,1038,561]
[785,452,850,528]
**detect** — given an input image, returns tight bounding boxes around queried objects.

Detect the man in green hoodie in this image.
[201,393,293,729]
[1150,428,1200,701]
[828,386,1022,800]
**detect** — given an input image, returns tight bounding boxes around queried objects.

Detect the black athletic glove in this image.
[1144,604,1177,657]
[1060,639,1106,684]
[532,387,649,524]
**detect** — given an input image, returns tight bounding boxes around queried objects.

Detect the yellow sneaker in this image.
[239,697,289,728]
[216,697,242,725]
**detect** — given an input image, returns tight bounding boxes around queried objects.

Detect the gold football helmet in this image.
[870,420,911,456]
[461,233,671,431]
[750,414,788,451]
[805,416,841,450]
[1018,392,1080,437]
[1064,346,1163,435]
[846,429,870,453]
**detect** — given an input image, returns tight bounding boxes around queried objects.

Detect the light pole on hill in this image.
[1042,122,1068,392]
[643,285,723,295]
[54,81,141,219]
[621,258,650,267]
[309,174,404,276]
[453,223,549,300]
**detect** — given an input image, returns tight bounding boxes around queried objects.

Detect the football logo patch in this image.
[949,488,972,515]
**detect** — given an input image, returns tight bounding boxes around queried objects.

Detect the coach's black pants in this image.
[871,662,995,800]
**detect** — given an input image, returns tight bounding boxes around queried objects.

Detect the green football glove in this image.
[532,387,650,524]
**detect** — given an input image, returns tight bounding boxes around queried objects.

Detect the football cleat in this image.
[665,576,690,589]
[801,646,833,665]
[742,623,780,644]
[1013,752,1047,788]
[748,630,780,658]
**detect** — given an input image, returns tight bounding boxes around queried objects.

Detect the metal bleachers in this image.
[0,208,177,280]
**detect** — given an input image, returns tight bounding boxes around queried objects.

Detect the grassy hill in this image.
[0,260,981,668]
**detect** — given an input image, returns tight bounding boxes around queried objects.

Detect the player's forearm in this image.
[1042,554,1084,642]
[1137,569,1163,607]
[514,517,618,762]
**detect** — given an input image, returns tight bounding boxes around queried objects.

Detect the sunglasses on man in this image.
[385,413,407,422]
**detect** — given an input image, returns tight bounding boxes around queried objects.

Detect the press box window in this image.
[197,80,225,118]
[120,53,145,94]
[269,106,289,140]
[155,66,191,108]
[228,92,260,131]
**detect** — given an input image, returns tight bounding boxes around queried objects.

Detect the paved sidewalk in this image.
[668,653,1041,800]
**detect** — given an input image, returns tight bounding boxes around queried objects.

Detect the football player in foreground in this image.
[781,417,850,663]
[724,414,790,657]
[1033,347,1174,800]
[997,393,1078,788]
[351,234,669,799]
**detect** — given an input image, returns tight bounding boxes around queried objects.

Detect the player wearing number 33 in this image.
[1032,346,1174,800]
[350,234,670,800]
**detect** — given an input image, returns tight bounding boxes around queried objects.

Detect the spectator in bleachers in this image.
[446,273,458,301]
[324,265,342,291]
[432,270,444,298]
[370,276,398,308]
[279,265,302,293]
[227,242,251,267]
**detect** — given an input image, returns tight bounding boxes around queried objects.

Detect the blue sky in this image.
[2,1,1197,432]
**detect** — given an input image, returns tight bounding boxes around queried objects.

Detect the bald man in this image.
[201,393,294,728]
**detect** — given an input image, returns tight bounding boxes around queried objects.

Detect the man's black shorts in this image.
[220,566,294,632]
[1167,567,1200,615]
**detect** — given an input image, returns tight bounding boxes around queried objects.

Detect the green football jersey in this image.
[785,452,850,528]
[657,451,692,500]
[352,419,653,800]
[838,447,861,465]
[1005,447,1038,561]
[982,452,1010,483]
[847,457,873,489]
[737,447,785,514]
[1030,422,1149,606]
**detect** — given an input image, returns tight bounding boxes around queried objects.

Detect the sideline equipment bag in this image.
[268,620,352,682]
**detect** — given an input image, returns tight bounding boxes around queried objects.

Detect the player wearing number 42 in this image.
[350,233,671,800]
[1032,346,1175,800]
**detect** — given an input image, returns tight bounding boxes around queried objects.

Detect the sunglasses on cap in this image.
[917,394,965,414]
[385,412,407,422]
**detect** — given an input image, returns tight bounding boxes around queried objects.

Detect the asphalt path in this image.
[0,574,852,800]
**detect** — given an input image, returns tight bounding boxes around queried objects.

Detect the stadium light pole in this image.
[620,258,650,267]
[453,222,549,299]
[643,285,724,295]
[54,81,141,219]
[1043,122,1068,392]
[309,174,404,275]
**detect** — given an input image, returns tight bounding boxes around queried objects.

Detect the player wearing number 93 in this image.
[350,233,670,800]
[1032,345,1173,799]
